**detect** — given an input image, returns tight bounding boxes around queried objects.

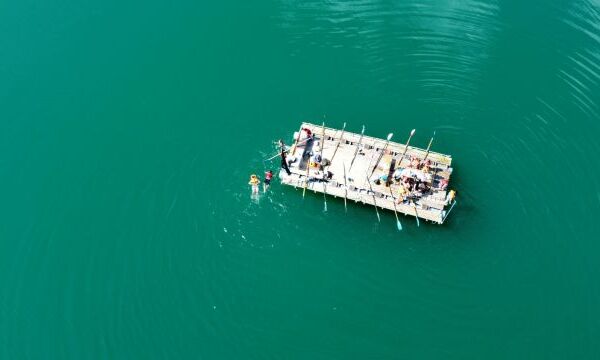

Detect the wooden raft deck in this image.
[279,122,456,224]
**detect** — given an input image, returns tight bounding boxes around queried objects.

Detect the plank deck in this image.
[279,122,456,224]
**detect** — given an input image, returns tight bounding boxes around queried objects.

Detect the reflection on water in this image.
[277,0,502,107]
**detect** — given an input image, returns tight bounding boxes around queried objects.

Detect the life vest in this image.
[249,175,260,185]
[398,185,408,196]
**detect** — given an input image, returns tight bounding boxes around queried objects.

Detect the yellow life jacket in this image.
[398,185,408,196]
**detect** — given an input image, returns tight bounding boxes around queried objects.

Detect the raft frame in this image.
[279,122,456,224]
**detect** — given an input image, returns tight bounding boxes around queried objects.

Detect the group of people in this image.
[248,170,273,194]
[391,157,438,204]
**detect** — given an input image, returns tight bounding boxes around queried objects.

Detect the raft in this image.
[278,122,457,224]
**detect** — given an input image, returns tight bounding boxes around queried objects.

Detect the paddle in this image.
[264,151,286,162]
[329,122,347,164]
[302,128,313,198]
[388,186,403,231]
[348,125,365,172]
[423,130,436,162]
[369,133,393,176]
[264,137,311,161]
[319,121,327,212]
[365,173,381,222]
[342,163,348,212]
[412,201,420,227]
[291,124,305,156]
[302,157,310,199]
[442,199,457,223]
[395,129,416,168]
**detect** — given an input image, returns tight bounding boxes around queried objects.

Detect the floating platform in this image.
[278,122,457,224]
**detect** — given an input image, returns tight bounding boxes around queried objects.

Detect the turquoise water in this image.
[1,0,599,358]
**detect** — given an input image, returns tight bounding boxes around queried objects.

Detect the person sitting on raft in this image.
[410,157,420,168]
[438,178,449,190]
[248,174,260,194]
[393,168,403,183]
[396,184,409,204]
[309,152,322,169]
[302,128,312,139]
[373,174,388,185]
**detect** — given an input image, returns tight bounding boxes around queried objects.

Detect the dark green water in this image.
[2,0,599,358]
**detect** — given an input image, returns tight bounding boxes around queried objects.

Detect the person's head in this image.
[250,174,257,179]
[268,170,273,174]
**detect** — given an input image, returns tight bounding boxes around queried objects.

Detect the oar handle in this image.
[423,131,436,161]
[396,132,415,168]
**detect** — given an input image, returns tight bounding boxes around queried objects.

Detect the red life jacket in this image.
[265,172,273,180]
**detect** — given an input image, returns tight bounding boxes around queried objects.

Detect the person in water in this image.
[248,174,260,194]
[263,170,273,192]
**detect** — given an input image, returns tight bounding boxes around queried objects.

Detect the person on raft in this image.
[248,174,260,194]
[263,170,273,192]
[301,127,313,140]
[279,140,292,176]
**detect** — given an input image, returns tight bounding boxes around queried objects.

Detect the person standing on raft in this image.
[248,174,260,194]
[263,170,273,192]
[279,139,292,176]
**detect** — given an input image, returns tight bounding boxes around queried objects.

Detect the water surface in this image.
[1,0,599,358]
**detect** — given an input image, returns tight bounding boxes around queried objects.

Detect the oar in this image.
[342,163,348,212]
[412,201,420,227]
[328,122,347,164]
[348,125,365,172]
[423,130,436,162]
[395,129,416,168]
[290,124,305,156]
[442,199,457,223]
[365,173,381,222]
[264,137,312,161]
[302,136,312,198]
[369,133,393,176]
[388,186,403,231]
[319,121,327,212]
[302,160,310,199]
[265,150,287,162]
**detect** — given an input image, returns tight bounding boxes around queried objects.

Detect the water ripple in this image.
[277,0,502,108]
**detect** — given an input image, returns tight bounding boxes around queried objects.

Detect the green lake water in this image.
[1,0,599,358]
